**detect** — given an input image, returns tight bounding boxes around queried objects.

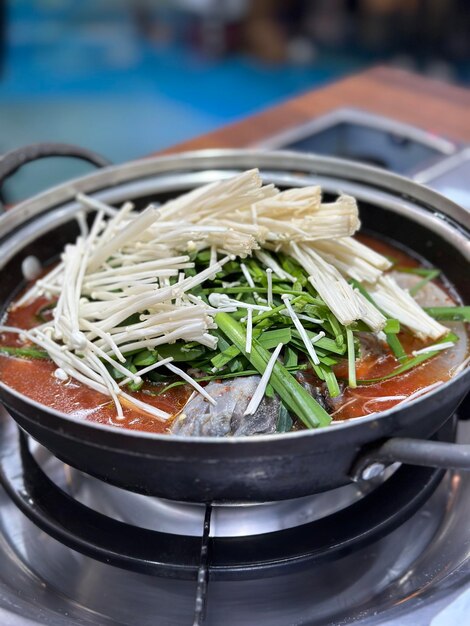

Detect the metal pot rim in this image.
[1,148,469,236]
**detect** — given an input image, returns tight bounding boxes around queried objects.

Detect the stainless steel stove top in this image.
[254,108,470,210]
[0,410,468,626]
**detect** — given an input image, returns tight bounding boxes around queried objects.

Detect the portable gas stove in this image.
[0,407,469,625]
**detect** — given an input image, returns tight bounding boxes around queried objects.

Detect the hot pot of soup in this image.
[0,148,469,502]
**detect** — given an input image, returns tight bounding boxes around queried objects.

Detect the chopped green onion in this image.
[284,346,298,368]
[0,344,49,360]
[386,334,407,361]
[346,328,357,389]
[324,312,345,343]
[276,404,293,433]
[215,312,331,428]
[383,319,400,334]
[394,266,441,277]
[133,349,159,367]
[154,364,308,394]
[211,344,241,369]
[359,332,458,383]
[313,363,341,397]
[251,304,286,324]
[211,328,293,369]
[156,343,206,362]
[282,295,320,365]
[277,253,308,287]
[424,306,470,322]
[245,308,253,354]
[408,269,441,296]
[290,330,345,355]
[246,258,266,283]
[201,286,309,297]
[258,328,293,348]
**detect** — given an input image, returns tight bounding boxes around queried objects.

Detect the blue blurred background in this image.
[0,0,469,199]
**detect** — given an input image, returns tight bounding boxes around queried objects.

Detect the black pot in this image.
[0,148,469,502]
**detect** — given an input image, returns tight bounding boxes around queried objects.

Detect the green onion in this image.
[245,258,266,282]
[289,338,338,366]
[312,363,325,381]
[200,286,311,298]
[276,403,293,432]
[358,332,458,383]
[278,253,308,287]
[127,375,143,392]
[290,330,346,355]
[385,333,407,361]
[227,357,245,374]
[0,344,49,360]
[211,344,241,369]
[156,343,206,362]
[324,312,345,345]
[316,354,338,366]
[346,328,357,389]
[310,334,346,355]
[211,328,293,369]
[215,312,331,428]
[284,346,298,368]
[313,362,341,397]
[383,318,400,334]
[251,304,286,324]
[394,266,441,277]
[424,306,470,322]
[256,328,292,348]
[408,269,441,296]
[133,349,159,367]
[154,364,308,395]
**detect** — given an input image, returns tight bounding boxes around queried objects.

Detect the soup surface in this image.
[1,234,467,435]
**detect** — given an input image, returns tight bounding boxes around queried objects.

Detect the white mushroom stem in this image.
[369,276,448,340]
[244,343,284,416]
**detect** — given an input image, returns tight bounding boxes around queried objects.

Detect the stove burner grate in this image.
[0,428,444,584]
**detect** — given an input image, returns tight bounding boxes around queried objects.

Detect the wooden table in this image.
[164,66,470,154]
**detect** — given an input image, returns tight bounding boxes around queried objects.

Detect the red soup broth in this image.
[0,235,466,433]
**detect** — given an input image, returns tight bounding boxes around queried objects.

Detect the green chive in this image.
[313,362,341,397]
[394,266,441,277]
[424,306,470,322]
[157,343,206,362]
[133,349,159,367]
[408,270,441,296]
[383,318,400,334]
[284,346,298,368]
[0,344,49,360]
[359,332,458,383]
[211,328,293,369]
[276,403,293,432]
[215,312,331,428]
[346,328,357,389]
[154,364,307,395]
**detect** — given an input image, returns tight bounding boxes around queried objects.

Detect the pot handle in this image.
[352,437,470,481]
[0,142,111,204]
